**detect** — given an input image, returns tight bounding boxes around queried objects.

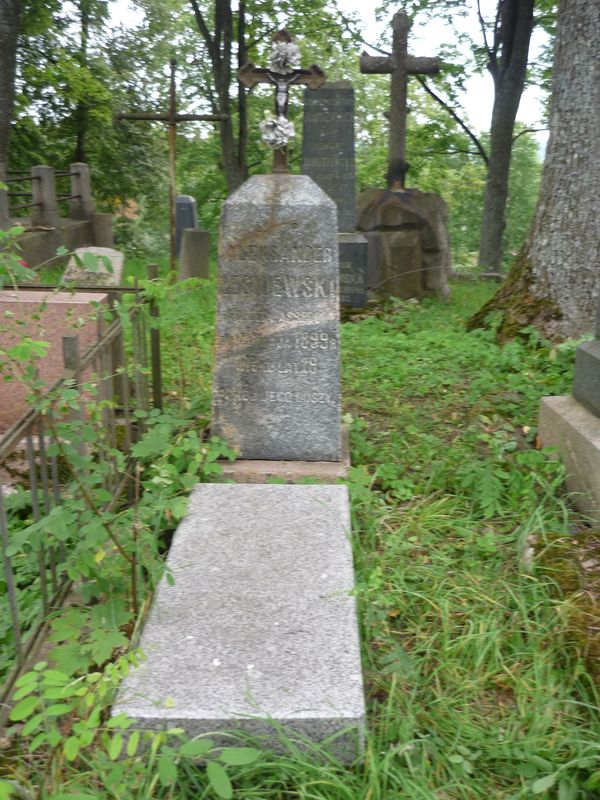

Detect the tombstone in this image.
[175,195,198,255]
[359,11,451,300]
[113,30,364,758]
[357,187,451,299]
[539,302,600,526]
[178,228,210,280]
[212,174,341,461]
[302,81,367,307]
[61,246,124,287]
[0,289,108,433]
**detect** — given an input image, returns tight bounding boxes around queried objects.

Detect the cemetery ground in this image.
[2,265,600,799]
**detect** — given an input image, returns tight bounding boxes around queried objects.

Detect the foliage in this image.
[2,275,600,797]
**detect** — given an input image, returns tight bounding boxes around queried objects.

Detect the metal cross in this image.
[238,31,326,173]
[117,59,227,277]
[361,11,441,187]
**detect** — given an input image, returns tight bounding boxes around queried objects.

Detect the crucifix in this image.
[360,11,441,188]
[117,59,227,277]
[238,30,326,173]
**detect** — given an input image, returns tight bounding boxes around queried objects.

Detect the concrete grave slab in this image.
[62,246,124,287]
[113,483,365,760]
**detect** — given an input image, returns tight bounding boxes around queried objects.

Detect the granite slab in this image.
[113,483,365,760]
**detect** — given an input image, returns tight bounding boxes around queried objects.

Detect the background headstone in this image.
[357,188,451,299]
[0,289,108,432]
[212,174,341,462]
[176,195,198,255]
[178,228,210,280]
[302,81,367,307]
[61,246,124,287]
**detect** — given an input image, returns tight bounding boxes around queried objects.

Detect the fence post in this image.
[69,162,95,221]
[31,165,60,228]
[0,164,10,230]
[147,264,163,411]
[62,334,88,461]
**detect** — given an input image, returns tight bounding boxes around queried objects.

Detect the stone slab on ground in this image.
[113,483,365,759]
[0,289,108,433]
[573,340,600,418]
[539,395,600,526]
[62,246,124,287]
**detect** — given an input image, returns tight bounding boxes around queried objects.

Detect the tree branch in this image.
[415,75,489,166]
[189,0,215,61]
[511,126,547,143]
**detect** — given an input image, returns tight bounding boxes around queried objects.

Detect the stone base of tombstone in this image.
[178,229,210,281]
[539,395,600,527]
[218,426,350,483]
[338,233,368,308]
[113,483,365,760]
[357,187,451,299]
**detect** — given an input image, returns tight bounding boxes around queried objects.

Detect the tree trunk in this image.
[477,0,534,272]
[74,0,90,163]
[190,0,246,193]
[468,0,600,339]
[0,0,20,172]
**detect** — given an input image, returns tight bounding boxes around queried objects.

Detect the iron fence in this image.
[0,280,162,723]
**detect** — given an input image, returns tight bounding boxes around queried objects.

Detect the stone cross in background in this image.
[238,30,325,173]
[360,10,440,182]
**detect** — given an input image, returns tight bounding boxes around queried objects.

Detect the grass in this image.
[151,279,599,798]
[4,275,600,798]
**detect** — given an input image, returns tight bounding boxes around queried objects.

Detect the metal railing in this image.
[0,278,162,719]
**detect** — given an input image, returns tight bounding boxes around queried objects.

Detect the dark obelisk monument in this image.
[302,81,368,307]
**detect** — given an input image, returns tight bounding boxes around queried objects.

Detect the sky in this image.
[109,0,549,140]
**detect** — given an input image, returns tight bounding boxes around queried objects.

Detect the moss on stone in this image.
[466,245,562,341]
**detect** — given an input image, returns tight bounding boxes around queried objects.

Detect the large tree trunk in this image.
[468,0,600,339]
[0,0,20,173]
[477,0,534,273]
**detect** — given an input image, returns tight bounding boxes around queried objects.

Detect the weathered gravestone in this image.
[114,30,365,758]
[302,81,367,307]
[539,302,600,526]
[61,246,124,287]
[0,289,108,432]
[211,175,341,461]
[358,11,451,300]
[178,228,210,280]
[175,194,198,255]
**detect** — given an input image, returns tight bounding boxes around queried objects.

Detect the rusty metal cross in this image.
[361,11,441,186]
[117,59,227,276]
[238,31,325,173]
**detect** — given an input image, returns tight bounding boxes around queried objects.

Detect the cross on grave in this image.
[238,30,326,173]
[116,59,227,277]
[360,11,441,187]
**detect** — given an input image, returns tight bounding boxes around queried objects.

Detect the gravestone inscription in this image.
[212,174,341,461]
[302,82,367,307]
